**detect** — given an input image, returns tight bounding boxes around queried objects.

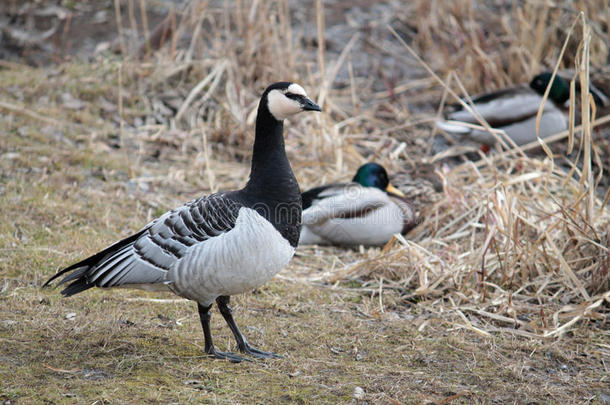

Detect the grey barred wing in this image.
[134,195,241,273]
[44,194,242,296]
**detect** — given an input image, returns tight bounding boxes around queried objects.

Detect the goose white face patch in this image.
[287,83,307,96]
[267,83,312,121]
[267,89,303,120]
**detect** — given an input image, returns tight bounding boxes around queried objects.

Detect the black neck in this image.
[229,93,302,247]
[243,101,300,202]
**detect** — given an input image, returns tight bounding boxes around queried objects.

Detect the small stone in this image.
[353,386,365,400]
[329,347,342,355]
[597,392,610,404]
[93,10,108,24]
[1,153,20,160]
[246,326,264,335]
[119,319,135,327]
[387,311,401,320]
[65,313,76,321]
[98,97,116,113]
[94,42,111,56]
[61,93,85,110]
[184,380,205,390]
[80,368,110,380]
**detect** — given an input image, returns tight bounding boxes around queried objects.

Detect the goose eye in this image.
[285,93,301,100]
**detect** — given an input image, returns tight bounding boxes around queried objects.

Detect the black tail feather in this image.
[301,184,342,210]
[56,267,88,286]
[43,228,149,294]
[61,279,96,297]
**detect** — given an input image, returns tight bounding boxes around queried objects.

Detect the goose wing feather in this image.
[45,194,242,296]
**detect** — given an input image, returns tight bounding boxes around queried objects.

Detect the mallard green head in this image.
[352,163,405,197]
[529,72,570,104]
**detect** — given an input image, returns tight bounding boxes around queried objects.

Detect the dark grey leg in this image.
[215,296,282,359]
[197,302,249,363]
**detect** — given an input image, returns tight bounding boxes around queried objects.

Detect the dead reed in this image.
[108,0,610,338]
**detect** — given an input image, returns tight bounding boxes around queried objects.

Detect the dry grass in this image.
[1,0,609,403]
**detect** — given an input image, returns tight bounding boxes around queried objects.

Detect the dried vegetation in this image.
[1,0,609,403]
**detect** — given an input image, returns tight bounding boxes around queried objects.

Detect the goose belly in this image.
[167,208,295,305]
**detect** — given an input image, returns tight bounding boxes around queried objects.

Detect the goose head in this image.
[352,163,405,197]
[529,72,570,105]
[263,82,321,121]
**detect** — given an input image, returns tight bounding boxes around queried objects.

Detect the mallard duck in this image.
[436,72,569,146]
[563,68,609,114]
[299,163,417,247]
[44,82,321,363]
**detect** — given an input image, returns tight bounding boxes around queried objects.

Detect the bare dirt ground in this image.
[1,0,609,404]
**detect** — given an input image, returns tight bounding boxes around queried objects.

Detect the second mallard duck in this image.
[436,72,570,146]
[299,163,417,247]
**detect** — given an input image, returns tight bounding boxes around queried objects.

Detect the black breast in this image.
[225,191,302,248]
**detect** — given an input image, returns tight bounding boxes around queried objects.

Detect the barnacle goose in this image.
[299,163,417,246]
[44,82,321,363]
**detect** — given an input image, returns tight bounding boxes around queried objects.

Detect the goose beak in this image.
[302,97,322,112]
[385,183,405,197]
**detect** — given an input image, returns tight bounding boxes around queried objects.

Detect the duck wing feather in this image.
[301,184,388,226]
[448,86,558,128]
